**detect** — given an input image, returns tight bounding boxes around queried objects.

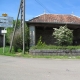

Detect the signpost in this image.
[1,29,7,53]
[0,13,13,53]
[0,16,13,27]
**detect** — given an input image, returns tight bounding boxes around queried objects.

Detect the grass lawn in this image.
[0,46,80,59]
[0,46,15,56]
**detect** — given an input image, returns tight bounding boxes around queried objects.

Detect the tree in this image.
[13,20,20,29]
[6,20,20,45]
[53,25,73,46]
[6,27,13,45]
[13,23,29,52]
[6,20,29,52]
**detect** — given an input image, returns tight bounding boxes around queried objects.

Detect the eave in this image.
[26,21,80,26]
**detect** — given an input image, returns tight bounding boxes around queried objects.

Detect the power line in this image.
[35,0,51,13]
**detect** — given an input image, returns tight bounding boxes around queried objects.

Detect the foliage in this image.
[6,20,20,45]
[13,23,29,52]
[25,24,30,51]
[0,46,15,55]
[6,27,13,45]
[1,47,80,59]
[30,36,47,49]
[13,31,23,52]
[35,36,47,48]
[37,36,45,46]
[17,49,22,52]
[53,25,73,46]
[13,20,20,29]
[5,19,29,52]
[31,45,80,50]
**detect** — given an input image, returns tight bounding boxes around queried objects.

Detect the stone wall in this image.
[29,49,80,56]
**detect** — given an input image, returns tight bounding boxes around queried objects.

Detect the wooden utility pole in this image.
[21,0,25,54]
[10,0,25,54]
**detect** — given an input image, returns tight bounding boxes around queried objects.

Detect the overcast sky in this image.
[0,0,80,20]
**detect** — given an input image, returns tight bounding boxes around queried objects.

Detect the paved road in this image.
[0,56,80,80]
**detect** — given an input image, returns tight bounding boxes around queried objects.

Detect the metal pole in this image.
[3,29,5,54]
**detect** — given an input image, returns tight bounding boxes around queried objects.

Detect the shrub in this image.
[31,36,46,49]
[13,24,29,52]
[6,27,13,45]
[53,25,73,46]
[6,20,20,45]
[13,30,23,52]
[17,49,22,52]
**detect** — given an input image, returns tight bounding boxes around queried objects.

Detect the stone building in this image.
[27,13,80,47]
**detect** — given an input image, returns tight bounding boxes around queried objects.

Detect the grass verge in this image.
[0,46,80,59]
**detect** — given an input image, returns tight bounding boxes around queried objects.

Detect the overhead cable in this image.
[35,0,51,13]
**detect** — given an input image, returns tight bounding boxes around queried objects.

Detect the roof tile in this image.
[28,14,80,24]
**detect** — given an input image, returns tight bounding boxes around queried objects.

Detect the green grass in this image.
[0,46,15,56]
[31,45,80,49]
[0,46,80,59]
[22,54,80,59]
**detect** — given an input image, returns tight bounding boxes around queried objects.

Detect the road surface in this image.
[0,55,80,80]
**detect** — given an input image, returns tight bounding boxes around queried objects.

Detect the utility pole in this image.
[21,0,25,54]
[10,0,25,54]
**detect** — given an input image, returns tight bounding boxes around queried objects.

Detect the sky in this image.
[0,0,80,21]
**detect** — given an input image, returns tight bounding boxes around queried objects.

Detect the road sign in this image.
[1,30,7,34]
[0,23,13,27]
[0,16,13,27]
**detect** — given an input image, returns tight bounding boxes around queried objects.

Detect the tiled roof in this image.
[28,14,80,24]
